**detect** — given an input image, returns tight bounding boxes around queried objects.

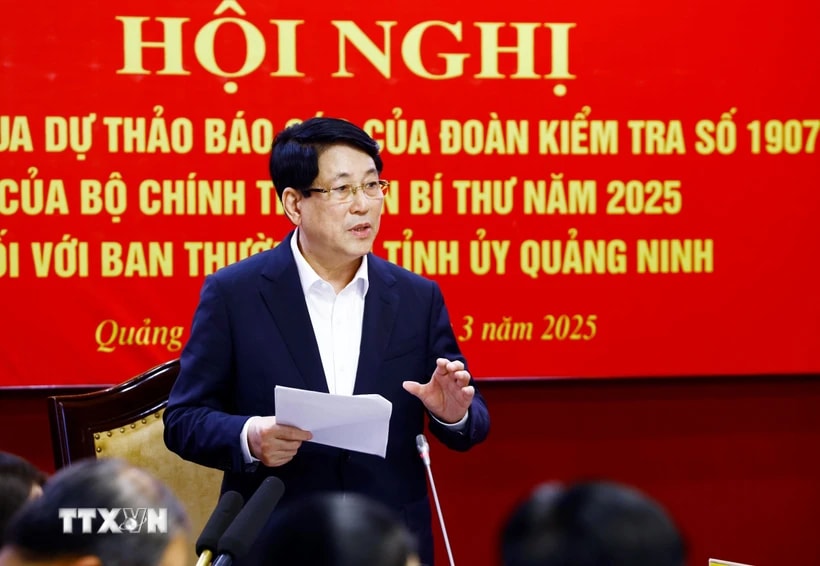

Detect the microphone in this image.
[416,434,456,566]
[212,476,286,566]
[195,491,245,566]
[416,433,431,466]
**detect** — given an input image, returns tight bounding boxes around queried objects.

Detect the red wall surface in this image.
[3,375,819,565]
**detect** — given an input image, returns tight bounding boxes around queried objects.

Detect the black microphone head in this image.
[217,476,286,559]
[196,490,245,555]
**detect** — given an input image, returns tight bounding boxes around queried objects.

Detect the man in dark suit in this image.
[163,117,490,565]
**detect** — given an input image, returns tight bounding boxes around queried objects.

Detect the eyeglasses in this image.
[306,180,389,203]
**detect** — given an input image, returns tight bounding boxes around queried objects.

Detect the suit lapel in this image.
[353,256,399,395]
[258,231,329,394]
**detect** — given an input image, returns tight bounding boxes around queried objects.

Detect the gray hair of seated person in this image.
[3,457,188,566]
[266,492,418,566]
[500,480,686,566]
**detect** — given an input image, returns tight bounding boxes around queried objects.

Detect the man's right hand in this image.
[247,416,313,467]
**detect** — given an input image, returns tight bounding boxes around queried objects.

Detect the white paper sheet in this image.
[274,385,393,458]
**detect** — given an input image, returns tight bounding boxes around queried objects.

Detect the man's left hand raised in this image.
[403,358,474,424]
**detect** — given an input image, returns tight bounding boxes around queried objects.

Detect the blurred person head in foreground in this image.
[500,480,686,566]
[0,452,47,538]
[266,492,421,566]
[0,458,189,566]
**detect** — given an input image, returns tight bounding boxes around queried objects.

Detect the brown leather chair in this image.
[47,358,223,543]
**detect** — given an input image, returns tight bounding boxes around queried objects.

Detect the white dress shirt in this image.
[289,229,368,396]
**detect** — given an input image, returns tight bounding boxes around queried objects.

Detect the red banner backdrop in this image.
[1,1,818,385]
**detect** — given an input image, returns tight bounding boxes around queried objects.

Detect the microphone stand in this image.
[417,434,456,566]
[195,550,213,566]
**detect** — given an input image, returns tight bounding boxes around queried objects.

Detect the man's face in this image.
[290,144,383,272]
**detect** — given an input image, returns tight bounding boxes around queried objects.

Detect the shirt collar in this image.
[290,228,369,296]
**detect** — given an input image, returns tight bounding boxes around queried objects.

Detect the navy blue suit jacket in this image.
[164,231,490,565]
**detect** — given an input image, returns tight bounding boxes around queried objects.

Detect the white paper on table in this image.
[274,385,393,458]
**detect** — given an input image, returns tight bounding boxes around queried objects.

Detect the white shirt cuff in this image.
[240,416,261,464]
[430,410,469,431]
